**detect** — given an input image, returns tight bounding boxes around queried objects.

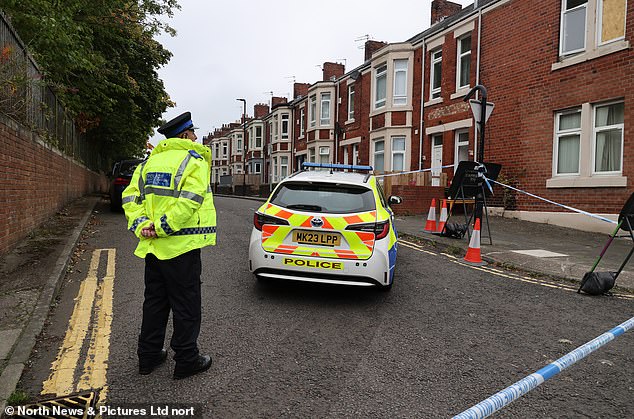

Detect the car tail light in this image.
[346,220,390,240]
[253,212,289,231]
[114,177,130,186]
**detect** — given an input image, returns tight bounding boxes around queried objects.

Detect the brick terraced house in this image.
[204,0,632,233]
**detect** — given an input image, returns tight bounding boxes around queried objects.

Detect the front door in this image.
[431,134,443,186]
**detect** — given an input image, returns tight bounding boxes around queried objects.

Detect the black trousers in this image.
[138,248,202,366]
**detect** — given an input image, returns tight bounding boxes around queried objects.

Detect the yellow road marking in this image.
[42,249,116,398]
[79,249,115,393]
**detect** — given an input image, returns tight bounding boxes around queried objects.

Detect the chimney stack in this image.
[253,103,269,118]
[364,40,388,61]
[293,82,310,99]
[271,96,287,107]
[322,62,345,82]
[431,0,462,25]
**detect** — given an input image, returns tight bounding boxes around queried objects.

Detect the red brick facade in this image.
[208,0,632,227]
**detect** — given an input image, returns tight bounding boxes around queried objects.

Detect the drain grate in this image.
[10,391,97,419]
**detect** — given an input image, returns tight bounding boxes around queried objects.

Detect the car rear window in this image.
[270,181,375,214]
[118,161,142,177]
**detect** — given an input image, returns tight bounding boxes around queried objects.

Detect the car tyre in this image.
[378,282,393,292]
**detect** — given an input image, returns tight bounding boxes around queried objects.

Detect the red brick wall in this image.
[480,0,633,213]
[392,111,407,126]
[372,114,385,129]
[0,115,107,255]
[390,185,446,215]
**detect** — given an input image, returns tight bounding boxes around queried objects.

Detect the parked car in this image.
[109,158,144,211]
[249,163,402,290]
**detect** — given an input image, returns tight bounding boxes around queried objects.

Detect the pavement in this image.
[0,194,632,412]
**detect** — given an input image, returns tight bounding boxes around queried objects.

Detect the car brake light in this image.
[253,212,290,231]
[114,177,130,186]
[346,220,390,240]
[375,220,390,240]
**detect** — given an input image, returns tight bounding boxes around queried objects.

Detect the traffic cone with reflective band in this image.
[463,217,486,266]
[437,199,448,233]
[424,198,437,233]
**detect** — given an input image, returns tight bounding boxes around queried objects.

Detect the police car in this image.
[249,163,402,290]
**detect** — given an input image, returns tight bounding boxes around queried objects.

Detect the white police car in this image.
[248,163,401,289]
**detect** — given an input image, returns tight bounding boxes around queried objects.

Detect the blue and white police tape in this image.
[454,315,634,419]
[376,164,455,178]
[486,178,617,225]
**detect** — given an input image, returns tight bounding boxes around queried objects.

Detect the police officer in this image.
[122,111,216,379]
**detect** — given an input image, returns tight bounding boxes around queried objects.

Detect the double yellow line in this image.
[42,249,116,400]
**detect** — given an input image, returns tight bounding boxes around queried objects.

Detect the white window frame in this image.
[391,136,406,172]
[560,0,588,56]
[319,146,330,164]
[309,95,317,128]
[300,107,305,136]
[237,135,242,153]
[255,126,262,148]
[393,59,408,106]
[456,35,471,90]
[374,64,387,109]
[548,101,626,188]
[222,142,228,157]
[254,162,261,174]
[280,156,289,179]
[592,101,623,175]
[454,129,470,172]
[281,113,289,139]
[373,138,385,172]
[347,84,355,121]
[353,144,359,165]
[320,93,331,126]
[430,49,442,100]
[555,109,582,175]
[273,115,279,141]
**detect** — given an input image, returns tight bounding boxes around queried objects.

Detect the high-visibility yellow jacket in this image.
[122,138,216,260]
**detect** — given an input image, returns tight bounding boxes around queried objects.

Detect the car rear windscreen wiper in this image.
[286,204,323,211]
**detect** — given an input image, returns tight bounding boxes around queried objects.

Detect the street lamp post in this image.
[463,85,488,222]
[236,98,247,196]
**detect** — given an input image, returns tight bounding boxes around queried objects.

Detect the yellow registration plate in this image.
[292,230,341,247]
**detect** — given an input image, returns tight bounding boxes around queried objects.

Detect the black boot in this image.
[173,354,212,379]
[139,349,168,375]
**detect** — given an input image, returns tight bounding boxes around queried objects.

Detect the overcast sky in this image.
[150,0,474,145]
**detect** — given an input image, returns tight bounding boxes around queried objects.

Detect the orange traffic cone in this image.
[424,198,437,233]
[437,199,448,233]
[464,217,486,266]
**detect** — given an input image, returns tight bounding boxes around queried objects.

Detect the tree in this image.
[1,0,180,164]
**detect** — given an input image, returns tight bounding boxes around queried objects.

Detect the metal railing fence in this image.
[0,10,101,170]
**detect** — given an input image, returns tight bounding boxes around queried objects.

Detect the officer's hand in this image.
[141,223,157,238]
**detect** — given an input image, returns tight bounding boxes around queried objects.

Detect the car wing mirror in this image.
[388,195,402,205]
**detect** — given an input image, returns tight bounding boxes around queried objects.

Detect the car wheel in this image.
[378,282,393,292]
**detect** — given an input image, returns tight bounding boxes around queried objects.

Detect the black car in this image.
[109,159,144,211]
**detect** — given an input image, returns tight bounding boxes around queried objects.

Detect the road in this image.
[18,196,634,418]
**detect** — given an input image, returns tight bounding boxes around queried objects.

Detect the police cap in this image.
[157,112,198,138]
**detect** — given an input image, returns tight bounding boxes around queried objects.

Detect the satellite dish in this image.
[350,70,360,80]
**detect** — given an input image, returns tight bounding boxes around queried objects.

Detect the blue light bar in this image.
[302,162,373,172]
